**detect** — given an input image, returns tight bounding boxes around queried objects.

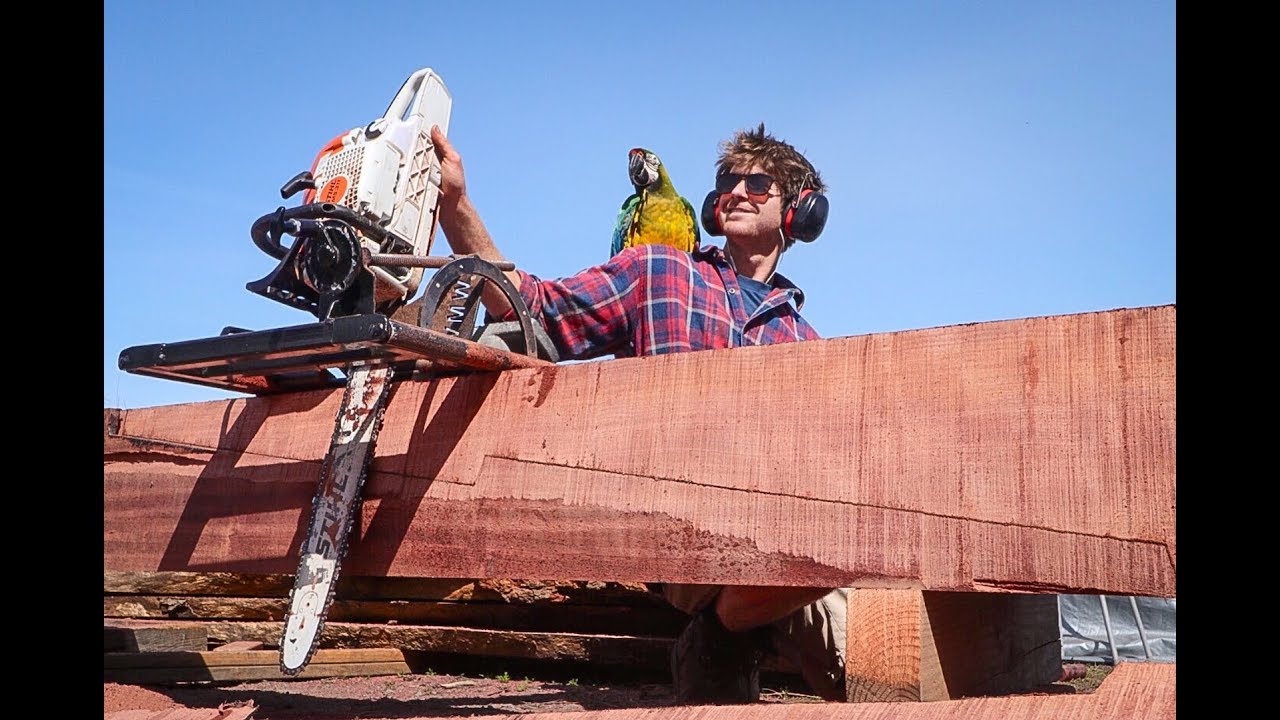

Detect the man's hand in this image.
[431,125,466,208]
[428,125,521,317]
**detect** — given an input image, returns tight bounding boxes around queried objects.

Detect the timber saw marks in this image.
[118,67,553,678]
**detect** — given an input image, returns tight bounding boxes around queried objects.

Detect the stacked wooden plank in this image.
[105,305,1176,702]
[105,646,416,684]
[104,571,694,682]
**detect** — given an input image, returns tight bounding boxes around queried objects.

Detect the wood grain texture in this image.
[162,620,673,667]
[210,641,264,652]
[104,571,671,606]
[844,590,1060,702]
[103,594,689,635]
[104,620,208,652]
[105,305,1175,596]
[104,647,410,668]
[919,592,1061,698]
[104,661,411,684]
[844,590,935,702]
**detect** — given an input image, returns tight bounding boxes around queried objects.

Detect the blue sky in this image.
[104,1,1175,410]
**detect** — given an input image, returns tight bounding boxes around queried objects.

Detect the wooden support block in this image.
[104,620,207,653]
[845,590,1060,702]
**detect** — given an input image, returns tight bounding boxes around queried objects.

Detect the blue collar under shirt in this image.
[736,274,773,316]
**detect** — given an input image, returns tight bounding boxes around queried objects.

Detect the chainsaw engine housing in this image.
[248,69,453,318]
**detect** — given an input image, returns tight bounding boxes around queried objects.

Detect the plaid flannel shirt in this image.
[513,243,820,360]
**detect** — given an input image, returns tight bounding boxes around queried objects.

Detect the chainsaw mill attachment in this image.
[116,67,558,677]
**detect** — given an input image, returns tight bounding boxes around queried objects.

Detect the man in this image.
[429,123,846,703]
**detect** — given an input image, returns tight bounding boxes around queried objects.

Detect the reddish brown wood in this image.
[424,662,1175,719]
[103,619,207,653]
[105,708,256,720]
[104,305,1175,596]
[141,620,673,667]
[211,641,265,652]
[845,590,1061,701]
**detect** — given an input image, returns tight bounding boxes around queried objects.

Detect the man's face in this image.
[716,164,784,240]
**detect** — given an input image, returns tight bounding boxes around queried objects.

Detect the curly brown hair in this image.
[716,122,826,249]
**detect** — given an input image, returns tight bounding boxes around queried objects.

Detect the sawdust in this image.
[103,662,1108,718]
[104,682,186,712]
[100,665,820,719]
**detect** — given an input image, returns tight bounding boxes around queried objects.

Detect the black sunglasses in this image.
[715,172,777,197]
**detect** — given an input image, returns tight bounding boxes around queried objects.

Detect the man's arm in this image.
[430,125,520,318]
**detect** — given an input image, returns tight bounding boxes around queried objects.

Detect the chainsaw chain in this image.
[278,363,396,675]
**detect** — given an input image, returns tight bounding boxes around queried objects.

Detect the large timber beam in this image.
[104,305,1175,597]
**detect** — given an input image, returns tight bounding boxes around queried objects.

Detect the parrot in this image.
[609,147,700,258]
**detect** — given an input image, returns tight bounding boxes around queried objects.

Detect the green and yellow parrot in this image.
[610,147,700,258]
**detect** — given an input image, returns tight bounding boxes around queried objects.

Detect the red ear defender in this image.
[783,187,829,243]
[702,181,829,242]
[700,190,724,236]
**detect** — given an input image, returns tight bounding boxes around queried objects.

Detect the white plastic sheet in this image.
[1059,595,1176,663]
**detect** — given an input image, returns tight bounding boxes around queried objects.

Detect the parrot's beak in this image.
[628,150,647,185]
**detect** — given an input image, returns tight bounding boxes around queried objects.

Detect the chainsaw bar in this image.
[279,363,395,675]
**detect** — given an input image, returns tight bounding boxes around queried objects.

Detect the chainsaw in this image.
[117,67,558,676]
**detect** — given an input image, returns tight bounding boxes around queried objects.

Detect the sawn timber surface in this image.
[104,305,1176,596]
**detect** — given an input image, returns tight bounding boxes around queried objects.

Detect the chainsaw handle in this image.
[252,203,393,260]
[251,207,293,260]
[379,68,440,133]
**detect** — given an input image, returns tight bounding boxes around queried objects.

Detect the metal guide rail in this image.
[118,312,552,396]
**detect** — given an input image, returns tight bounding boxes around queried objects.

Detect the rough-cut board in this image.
[104,569,693,656]
[103,593,689,635]
[104,305,1175,596]
[104,647,414,684]
[429,662,1176,720]
[101,580,1058,700]
[211,641,264,652]
[104,571,668,607]
[105,620,208,652]
[142,620,674,668]
[102,569,687,635]
[104,593,688,635]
